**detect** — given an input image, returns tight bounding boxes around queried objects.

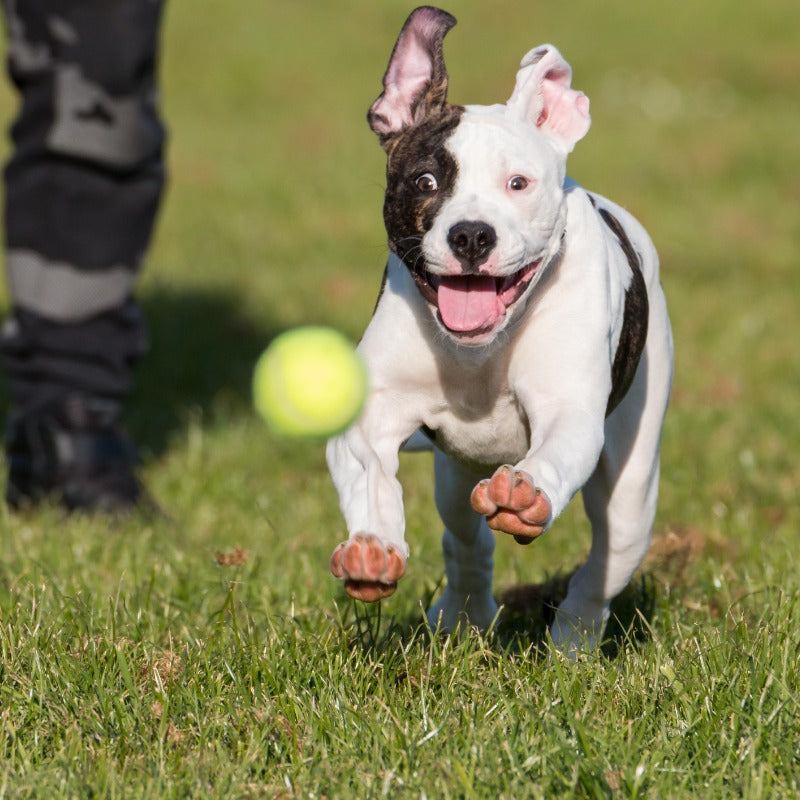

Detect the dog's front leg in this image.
[471,401,605,543]
[326,407,416,602]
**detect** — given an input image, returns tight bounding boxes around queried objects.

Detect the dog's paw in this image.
[329,533,407,601]
[427,588,499,635]
[470,465,551,544]
[550,601,610,657]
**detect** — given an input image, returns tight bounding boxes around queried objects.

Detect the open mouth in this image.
[411,260,542,337]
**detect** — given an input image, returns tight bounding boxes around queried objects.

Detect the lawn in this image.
[1,1,799,797]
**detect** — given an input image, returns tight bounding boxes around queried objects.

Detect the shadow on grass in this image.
[0,286,279,458]
[495,570,658,659]
[338,570,659,661]
[127,285,283,456]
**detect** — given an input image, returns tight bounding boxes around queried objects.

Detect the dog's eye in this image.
[415,173,439,194]
[507,175,529,191]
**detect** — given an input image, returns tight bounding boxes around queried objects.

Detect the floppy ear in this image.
[506,44,591,153]
[367,6,457,147]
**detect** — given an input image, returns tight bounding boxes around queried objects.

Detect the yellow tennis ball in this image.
[253,326,368,437]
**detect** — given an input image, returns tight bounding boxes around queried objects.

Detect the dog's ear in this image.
[506,45,590,153]
[367,6,457,147]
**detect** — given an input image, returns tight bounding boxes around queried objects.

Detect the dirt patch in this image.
[216,547,250,567]
[141,649,184,687]
[645,525,708,586]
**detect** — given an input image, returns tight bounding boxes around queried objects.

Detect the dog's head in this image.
[369,6,591,345]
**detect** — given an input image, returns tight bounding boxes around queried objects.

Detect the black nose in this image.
[447,220,497,268]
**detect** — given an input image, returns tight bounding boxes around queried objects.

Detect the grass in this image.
[1,0,799,796]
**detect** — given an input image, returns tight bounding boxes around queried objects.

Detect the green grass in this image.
[1,0,799,796]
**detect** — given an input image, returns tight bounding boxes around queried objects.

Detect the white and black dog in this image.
[327,6,673,651]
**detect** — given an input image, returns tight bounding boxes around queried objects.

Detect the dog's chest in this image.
[424,366,530,471]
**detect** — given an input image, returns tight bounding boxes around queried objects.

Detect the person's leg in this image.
[1,0,167,510]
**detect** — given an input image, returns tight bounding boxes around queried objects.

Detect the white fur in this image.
[327,43,673,654]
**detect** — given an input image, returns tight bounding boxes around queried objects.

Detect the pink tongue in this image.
[437,275,504,333]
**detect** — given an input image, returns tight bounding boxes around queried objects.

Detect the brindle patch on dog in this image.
[382,106,464,268]
[600,206,649,416]
[585,196,649,417]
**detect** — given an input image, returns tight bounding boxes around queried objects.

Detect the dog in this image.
[326,6,673,651]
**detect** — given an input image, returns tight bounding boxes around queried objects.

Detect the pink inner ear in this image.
[377,36,435,130]
[538,75,590,143]
[374,75,429,133]
[369,7,455,137]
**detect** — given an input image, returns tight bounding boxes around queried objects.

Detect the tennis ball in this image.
[252,326,368,437]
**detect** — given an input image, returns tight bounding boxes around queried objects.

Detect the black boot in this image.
[5,393,147,513]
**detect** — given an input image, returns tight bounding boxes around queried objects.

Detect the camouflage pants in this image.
[1,0,166,414]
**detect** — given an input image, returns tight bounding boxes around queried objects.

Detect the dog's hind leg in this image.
[427,448,499,633]
[552,302,673,653]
